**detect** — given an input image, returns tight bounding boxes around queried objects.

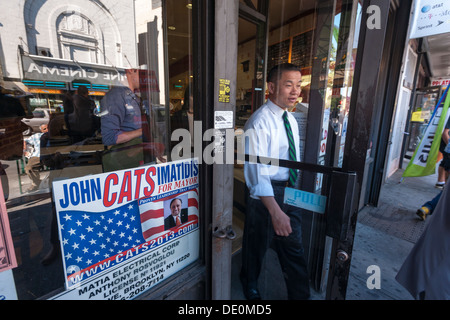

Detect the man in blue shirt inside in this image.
[100,69,146,172]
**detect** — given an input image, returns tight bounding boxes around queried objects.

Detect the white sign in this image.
[51,232,198,300]
[214,111,234,129]
[0,270,18,300]
[410,1,450,39]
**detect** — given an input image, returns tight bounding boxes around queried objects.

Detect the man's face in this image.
[40,125,48,133]
[170,199,182,217]
[268,70,302,109]
[126,69,140,92]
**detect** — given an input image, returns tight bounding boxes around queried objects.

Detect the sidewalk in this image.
[346,162,439,300]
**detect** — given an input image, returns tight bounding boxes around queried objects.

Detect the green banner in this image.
[403,87,450,178]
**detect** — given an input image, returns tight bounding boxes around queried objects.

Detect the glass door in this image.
[230,0,364,300]
[405,86,442,157]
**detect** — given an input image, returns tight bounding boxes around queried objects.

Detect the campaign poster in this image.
[50,158,200,300]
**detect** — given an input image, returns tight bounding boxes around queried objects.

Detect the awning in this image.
[0,80,31,95]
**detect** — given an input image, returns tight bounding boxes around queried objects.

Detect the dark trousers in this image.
[240,182,310,300]
[423,191,443,214]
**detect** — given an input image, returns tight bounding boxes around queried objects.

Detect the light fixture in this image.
[168,26,176,31]
[186,4,192,9]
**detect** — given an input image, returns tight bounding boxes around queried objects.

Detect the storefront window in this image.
[0,0,197,300]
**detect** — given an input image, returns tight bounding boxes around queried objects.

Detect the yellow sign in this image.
[411,111,425,122]
[29,88,62,94]
[219,79,231,103]
[89,91,106,96]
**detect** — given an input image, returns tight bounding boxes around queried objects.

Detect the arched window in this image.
[57,12,99,63]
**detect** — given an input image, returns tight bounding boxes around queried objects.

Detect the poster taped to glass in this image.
[0,182,17,273]
[50,158,200,300]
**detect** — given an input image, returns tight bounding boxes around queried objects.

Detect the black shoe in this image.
[243,288,261,300]
[240,272,261,300]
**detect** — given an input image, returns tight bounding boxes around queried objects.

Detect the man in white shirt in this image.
[240,63,310,300]
[23,124,48,192]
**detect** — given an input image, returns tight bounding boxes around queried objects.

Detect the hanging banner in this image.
[50,158,200,300]
[403,87,450,178]
[410,1,450,39]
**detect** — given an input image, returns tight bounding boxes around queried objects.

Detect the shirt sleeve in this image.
[243,119,275,199]
[101,91,126,146]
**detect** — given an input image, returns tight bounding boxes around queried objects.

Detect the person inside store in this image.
[0,87,29,160]
[396,178,450,299]
[171,84,194,154]
[68,85,99,143]
[0,87,29,200]
[240,63,310,300]
[63,90,74,132]
[23,124,48,192]
[164,198,188,230]
[416,117,450,220]
[100,68,150,172]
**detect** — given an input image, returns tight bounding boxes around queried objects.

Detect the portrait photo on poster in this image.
[164,193,189,231]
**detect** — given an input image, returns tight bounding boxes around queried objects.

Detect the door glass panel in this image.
[232,0,362,300]
[407,88,441,154]
[0,0,197,300]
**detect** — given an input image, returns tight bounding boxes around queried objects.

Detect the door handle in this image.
[213,225,236,240]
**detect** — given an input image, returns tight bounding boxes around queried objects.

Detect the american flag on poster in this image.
[58,201,146,274]
[139,189,199,242]
[58,188,199,288]
[53,158,200,288]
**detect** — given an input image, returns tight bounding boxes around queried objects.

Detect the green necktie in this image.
[283,111,298,187]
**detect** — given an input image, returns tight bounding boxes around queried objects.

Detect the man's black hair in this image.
[267,63,302,84]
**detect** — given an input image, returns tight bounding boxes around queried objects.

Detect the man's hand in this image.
[260,196,292,237]
[115,128,142,145]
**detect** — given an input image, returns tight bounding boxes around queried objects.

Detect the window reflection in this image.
[0,0,193,299]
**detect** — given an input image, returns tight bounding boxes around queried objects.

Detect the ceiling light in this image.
[168,26,176,31]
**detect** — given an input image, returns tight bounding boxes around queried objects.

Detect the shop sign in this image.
[430,77,450,87]
[410,0,450,39]
[22,55,126,86]
[50,158,200,300]
[29,88,63,94]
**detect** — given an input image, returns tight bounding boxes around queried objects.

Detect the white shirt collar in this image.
[267,99,287,118]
